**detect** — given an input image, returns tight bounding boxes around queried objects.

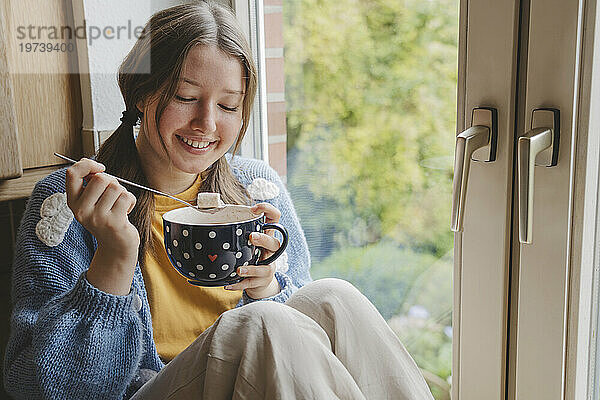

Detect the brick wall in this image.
[263,0,287,182]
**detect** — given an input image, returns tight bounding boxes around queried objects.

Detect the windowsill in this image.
[0,165,65,201]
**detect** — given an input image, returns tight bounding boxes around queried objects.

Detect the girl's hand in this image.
[225,202,282,299]
[65,158,139,295]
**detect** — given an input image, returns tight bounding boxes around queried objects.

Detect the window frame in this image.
[231,0,269,163]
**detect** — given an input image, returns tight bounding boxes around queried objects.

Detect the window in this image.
[257,0,459,397]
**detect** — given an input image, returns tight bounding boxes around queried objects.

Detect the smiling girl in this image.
[4,2,433,399]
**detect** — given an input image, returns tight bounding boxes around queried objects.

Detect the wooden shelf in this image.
[0,165,65,201]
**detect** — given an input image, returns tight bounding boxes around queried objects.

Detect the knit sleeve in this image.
[237,160,312,306]
[4,175,145,400]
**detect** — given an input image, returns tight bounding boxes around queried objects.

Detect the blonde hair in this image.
[96,1,257,261]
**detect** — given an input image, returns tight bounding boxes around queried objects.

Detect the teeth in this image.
[180,136,210,149]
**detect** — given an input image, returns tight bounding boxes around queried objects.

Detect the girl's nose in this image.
[190,103,217,134]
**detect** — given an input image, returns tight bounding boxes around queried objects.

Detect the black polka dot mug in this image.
[162,205,289,287]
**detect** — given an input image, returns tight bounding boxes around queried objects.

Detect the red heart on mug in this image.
[208,254,218,262]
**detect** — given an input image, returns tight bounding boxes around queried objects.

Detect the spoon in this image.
[54,153,225,213]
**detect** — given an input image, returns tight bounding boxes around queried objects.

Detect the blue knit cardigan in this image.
[4,155,312,399]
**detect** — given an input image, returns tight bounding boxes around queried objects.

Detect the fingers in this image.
[92,176,135,216]
[65,161,135,225]
[251,202,282,237]
[225,264,276,291]
[224,230,282,292]
[251,202,281,224]
[250,232,280,253]
[81,174,118,213]
[238,265,274,279]
[65,158,105,205]
[112,191,137,215]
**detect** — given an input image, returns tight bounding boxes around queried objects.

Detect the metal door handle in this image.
[451,107,497,232]
[518,108,560,244]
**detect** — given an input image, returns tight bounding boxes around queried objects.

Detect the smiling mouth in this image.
[176,135,215,149]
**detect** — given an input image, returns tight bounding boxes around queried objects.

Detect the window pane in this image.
[264,1,458,397]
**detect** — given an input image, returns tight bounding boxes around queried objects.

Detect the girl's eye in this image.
[175,95,195,102]
[219,104,239,112]
[175,95,238,112]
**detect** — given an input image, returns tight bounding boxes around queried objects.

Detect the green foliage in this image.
[284,0,458,256]
[310,241,439,320]
[389,250,453,380]
[391,316,452,396]
[282,0,458,397]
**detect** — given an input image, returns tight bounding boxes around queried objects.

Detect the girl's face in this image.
[137,45,245,189]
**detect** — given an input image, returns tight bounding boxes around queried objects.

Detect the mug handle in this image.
[255,223,289,266]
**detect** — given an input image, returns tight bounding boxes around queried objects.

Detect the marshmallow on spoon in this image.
[196,192,225,208]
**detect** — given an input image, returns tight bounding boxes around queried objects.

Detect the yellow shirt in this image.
[142,176,242,362]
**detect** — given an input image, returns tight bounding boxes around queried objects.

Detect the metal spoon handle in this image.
[54,153,196,209]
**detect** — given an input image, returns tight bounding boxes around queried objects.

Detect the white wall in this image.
[79,0,184,131]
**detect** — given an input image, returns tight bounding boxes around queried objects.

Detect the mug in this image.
[162,205,288,287]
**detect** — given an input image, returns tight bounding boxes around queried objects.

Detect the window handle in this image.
[518,108,560,244]
[451,107,498,232]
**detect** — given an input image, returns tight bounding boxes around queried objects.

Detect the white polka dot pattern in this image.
[162,214,281,287]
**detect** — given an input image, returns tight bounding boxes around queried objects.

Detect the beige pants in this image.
[132,278,434,400]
